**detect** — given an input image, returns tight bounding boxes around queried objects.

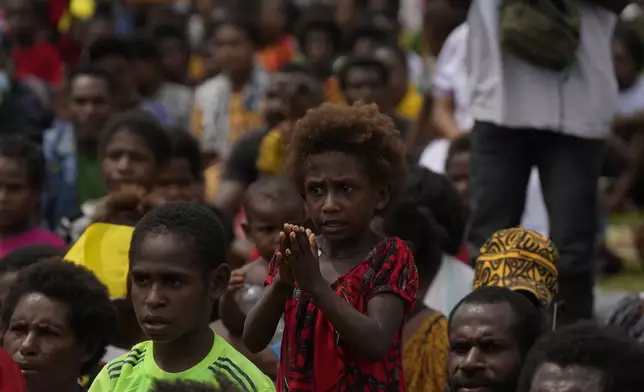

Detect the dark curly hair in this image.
[0,260,117,374]
[285,102,407,213]
[518,322,644,392]
[130,202,229,274]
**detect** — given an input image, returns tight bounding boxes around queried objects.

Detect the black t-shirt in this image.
[222,128,268,186]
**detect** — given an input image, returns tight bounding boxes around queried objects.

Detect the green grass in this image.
[598,271,644,292]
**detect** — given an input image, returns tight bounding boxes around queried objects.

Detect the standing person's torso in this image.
[467,0,618,139]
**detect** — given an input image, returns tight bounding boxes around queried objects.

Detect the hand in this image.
[276,225,295,286]
[286,226,323,293]
[227,269,247,292]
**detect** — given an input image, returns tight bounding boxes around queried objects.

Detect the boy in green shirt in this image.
[90,203,275,392]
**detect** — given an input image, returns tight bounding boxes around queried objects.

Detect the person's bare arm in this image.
[607,133,644,211]
[242,276,291,353]
[432,94,461,140]
[311,284,406,361]
[288,229,407,361]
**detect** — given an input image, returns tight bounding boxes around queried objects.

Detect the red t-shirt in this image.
[12,42,64,85]
[0,348,26,392]
[265,237,418,391]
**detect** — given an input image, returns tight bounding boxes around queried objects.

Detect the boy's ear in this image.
[208,263,231,301]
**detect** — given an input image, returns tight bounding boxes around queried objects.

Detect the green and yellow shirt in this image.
[89,333,275,392]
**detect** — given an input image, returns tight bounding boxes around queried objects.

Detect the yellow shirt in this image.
[396,84,423,121]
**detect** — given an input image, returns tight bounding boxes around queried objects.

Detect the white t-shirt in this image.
[466,0,618,139]
[423,254,474,316]
[419,23,549,238]
[617,77,644,116]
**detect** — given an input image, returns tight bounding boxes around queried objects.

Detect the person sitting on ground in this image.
[43,67,114,229]
[89,203,275,391]
[337,55,412,140]
[2,259,117,392]
[448,287,545,392]
[0,135,65,258]
[380,198,448,392]
[217,177,306,378]
[0,245,65,308]
[473,227,559,329]
[518,322,644,392]
[57,110,172,243]
[154,130,204,204]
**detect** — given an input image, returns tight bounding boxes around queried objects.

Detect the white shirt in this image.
[419,23,550,238]
[423,254,474,316]
[467,0,618,139]
[433,24,473,131]
[617,77,644,116]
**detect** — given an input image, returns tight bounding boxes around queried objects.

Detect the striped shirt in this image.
[88,333,275,392]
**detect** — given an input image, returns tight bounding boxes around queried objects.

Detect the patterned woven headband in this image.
[473,228,559,308]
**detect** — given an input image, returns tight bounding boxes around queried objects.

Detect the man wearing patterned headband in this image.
[473,227,559,327]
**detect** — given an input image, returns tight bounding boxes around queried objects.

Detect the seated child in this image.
[243,102,418,391]
[0,135,65,258]
[58,110,173,243]
[90,202,275,392]
[154,130,204,204]
[218,177,306,377]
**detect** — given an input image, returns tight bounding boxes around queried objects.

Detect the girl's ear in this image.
[374,185,392,213]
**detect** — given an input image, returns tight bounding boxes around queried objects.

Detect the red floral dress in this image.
[265,237,418,391]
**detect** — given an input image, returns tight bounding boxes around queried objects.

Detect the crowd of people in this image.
[0,0,642,391]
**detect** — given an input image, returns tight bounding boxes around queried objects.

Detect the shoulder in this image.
[30,227,65,248]
[102,342,150,380]
[213,336,275,391]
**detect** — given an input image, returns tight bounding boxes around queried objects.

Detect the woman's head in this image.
[404,165,466,256]
[1,260,117,392]
[285,102,406,243]
[613,23,644,91]
[99,111,173,192]
[0,135,44,233]
[208,17,258,77]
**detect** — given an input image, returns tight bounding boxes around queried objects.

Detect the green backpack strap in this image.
[500,0,581,71]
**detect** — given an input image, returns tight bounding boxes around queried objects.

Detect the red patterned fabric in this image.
[265,237,418,391]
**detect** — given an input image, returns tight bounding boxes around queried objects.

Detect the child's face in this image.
[212,25,254,76]
[102,129,158,193]
[155,158,201,203]
[0,157,39,232]
[304,30,335,70]
[130,233,229,343]
[343,66,386,107]
[446,151,470,213]
[159,37,188,82]
[303,152,389,244]
[244,200,305,262]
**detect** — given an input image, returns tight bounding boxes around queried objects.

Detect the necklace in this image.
[317,242,375,260]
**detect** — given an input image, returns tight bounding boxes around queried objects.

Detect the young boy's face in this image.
[102,129,158,192]
[446,151,470,214]
[130,233,229,343]
[155,158,201,203]
[343,66,386,107]
[244,199,305,262]
[0,157,39,232]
